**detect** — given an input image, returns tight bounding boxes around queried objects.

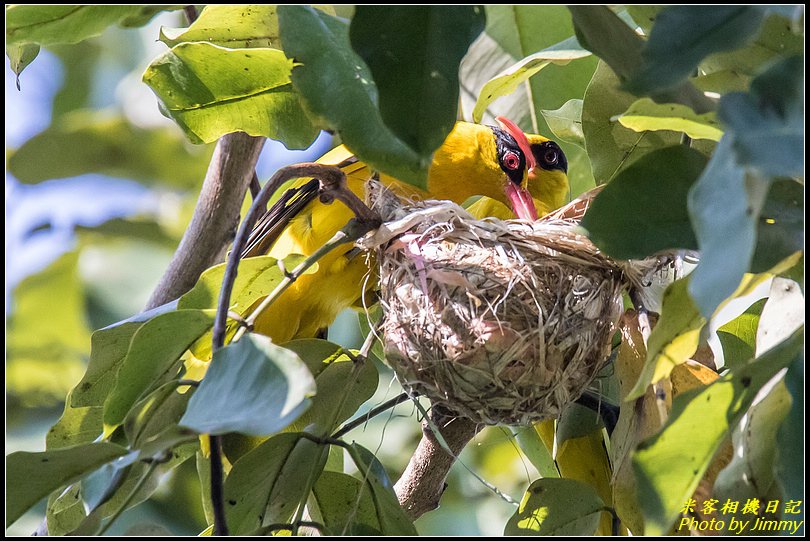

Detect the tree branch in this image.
[394,408,481,520]
[145,132,265,309]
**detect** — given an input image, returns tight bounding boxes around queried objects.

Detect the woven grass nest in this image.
[359,183,661,426]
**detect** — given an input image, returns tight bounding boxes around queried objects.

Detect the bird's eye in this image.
[544,149,558,165]
[502,151,521,171]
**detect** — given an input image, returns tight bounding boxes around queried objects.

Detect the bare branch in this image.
[145,132,265,309]
[394,408,480,520]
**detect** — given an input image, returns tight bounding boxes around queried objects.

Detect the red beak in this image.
[496,116,537,172]
[496,116,538,221]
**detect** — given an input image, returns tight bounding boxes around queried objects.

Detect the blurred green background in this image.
[6,10,543,535]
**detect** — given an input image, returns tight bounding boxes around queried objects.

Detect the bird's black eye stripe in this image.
[531,141,568,173]
[491,126,526,185]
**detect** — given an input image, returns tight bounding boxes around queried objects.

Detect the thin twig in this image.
[183,5,198,24]
[249,171,262,200]
[96,461,160,535]
[209,434,228,536]
[332,392,411,440]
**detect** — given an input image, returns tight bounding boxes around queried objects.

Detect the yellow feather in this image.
[253,121,570,341]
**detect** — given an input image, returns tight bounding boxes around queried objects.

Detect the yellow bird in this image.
[243,118,569,342]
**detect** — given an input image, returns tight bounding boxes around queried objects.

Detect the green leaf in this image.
[719,55,803,179]
[6,442,128,527]
[180,334,316,436]
[627,278,705,400]
[688,141,765,318]
[103,309,216,429]
[626,5,662,33]
[7,112,212,188]
[6,5,149,46]
[7,251,91,407]
[223,432,326,534]
[473,45,591,124]
[713,379,791,532]
[47,396,104,450]
[626,6,765,94]
[757,276,805,356]
[717,298,767,369]
[282,339,378,435]
[776,358,804,518]
[346,444,418,535]
[466,6,599,196]
[310,471,382,535]
[687,136,772,317]
[71,302,178,408]
[581,146,704,258]
[46,485,90,536]
[6,42,39,84]
[700,13,803,78]
[351,6,485,157]
[160,5,280,48]
[617,98,724,141]
[539,99,585,148]
[179,255,309,311]
[123,382,195,452]
[570,6,713,114]
[512,426,559,479]
[556,403,604,443]
[581,61,681,184]
[278,5,428,188]
[505,478,605,535]
[632,327,803,535]
[143,42,318,148]
[751,180,804,273]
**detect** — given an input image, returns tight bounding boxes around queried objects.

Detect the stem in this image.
[209,434,229,536]
[332,392,410,440]
[96,461,159,536]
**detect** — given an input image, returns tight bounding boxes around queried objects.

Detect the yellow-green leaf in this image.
[617,98,723,141]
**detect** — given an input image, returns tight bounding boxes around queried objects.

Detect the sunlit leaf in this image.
[757,276,805,356]
[6,43,39,86]
[223,433,326,534]
[581,61,681,184]
[617,98,723,141]
[160,5,281,48]
[8,112,212,188]
[47,395,103,450]
[539,99,585,148]
[627,278,705,400]
[6,5,155,46]
[143,42,318,148]
[473,45,591,124]
[351,6,485,157]
[717,298,767,369]
[282,339,378,435]
[713,379,791,532]
[6,442,128,527]
[626,6,765,94]
[178,255,310,312]
[346,444,418,535]
[180,334,316,436]
[310,471,382,535]
[103,309,215,429]
[581,146,704,259]
[633,327,803,535]
[278,6,428,188]
[46,485,88,536]
[505,478,605,535]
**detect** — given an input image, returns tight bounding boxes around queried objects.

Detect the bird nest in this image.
[359,184,659,425]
